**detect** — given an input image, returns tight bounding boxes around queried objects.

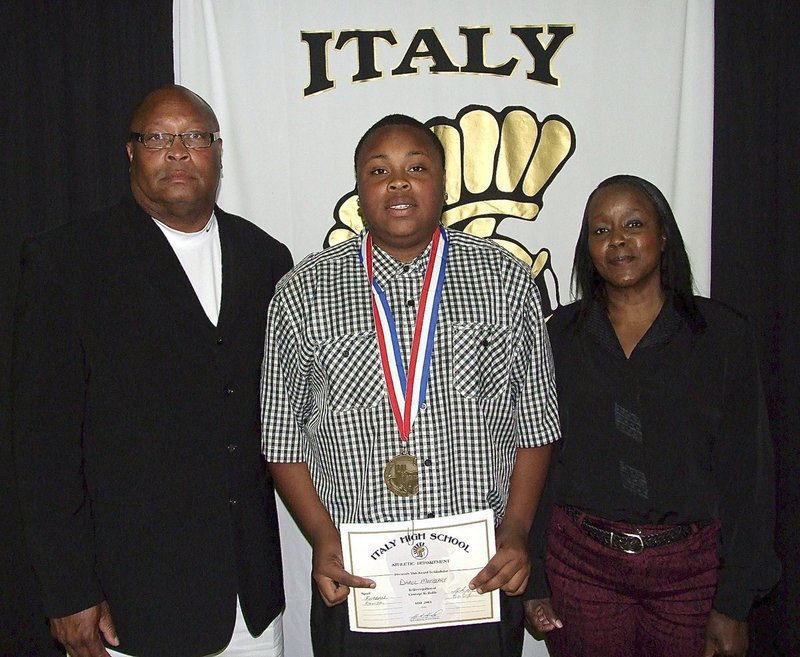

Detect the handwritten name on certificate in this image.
[340,509,499,633]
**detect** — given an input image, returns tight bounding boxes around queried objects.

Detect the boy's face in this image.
[356,125,446,262]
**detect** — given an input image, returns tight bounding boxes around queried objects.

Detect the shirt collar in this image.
[152,211,216,238]
[585,293,684,356]
[370,235,434,287]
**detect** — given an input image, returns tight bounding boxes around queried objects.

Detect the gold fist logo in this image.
[325,105,575,315]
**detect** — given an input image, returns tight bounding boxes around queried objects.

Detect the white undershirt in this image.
[153,213,222,325]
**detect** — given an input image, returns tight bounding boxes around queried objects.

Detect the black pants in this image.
[310,579,524,657]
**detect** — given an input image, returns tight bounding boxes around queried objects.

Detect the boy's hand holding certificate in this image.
[339,509,500,632]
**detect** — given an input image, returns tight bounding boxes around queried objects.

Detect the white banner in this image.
[174,2,713,654]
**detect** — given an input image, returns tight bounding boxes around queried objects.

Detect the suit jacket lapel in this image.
[118,196,217,332]
[216,208,246,332]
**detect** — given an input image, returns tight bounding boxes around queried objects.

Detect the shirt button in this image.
[480,338,490,347]
[224,386,234,396]
[426,512,435,518]
[406,299,415,308]
[227,444,237,453]
[216,337,224,345]
[403,265,410,273]
[424,458,432,467]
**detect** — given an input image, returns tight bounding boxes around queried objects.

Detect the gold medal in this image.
[384,453,419,497]
[363,229,447,500]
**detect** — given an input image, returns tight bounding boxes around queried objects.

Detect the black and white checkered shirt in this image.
[261,229,560,527]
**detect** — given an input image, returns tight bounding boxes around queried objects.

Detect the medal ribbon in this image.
[360,227,449,443]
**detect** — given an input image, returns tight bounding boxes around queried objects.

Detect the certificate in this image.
[340,509,499,632]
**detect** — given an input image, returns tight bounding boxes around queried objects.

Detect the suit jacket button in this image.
[224,386,234,396]
[216,337,224,345]
[227,444,237,453]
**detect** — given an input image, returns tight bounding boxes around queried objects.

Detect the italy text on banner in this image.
[174,2,713,654]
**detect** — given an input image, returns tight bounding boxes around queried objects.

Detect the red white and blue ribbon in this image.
[360,227,449,444]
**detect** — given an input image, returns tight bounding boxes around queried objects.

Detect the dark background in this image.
[1,2,797,655]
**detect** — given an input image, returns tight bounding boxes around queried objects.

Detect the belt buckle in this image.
[612,530,645,554]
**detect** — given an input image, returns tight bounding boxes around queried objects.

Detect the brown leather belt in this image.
[562,505,704,554]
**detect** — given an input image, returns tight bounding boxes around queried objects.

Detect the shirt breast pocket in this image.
[315,331,385,413]
[452,323,511,400]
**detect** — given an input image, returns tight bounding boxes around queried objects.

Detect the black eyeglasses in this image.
[129,131,221,149]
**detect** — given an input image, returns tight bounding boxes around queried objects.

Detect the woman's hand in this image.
[524,597,563,633]
[702,609,748,657]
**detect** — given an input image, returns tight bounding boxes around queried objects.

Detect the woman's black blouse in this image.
[527,297,780,620]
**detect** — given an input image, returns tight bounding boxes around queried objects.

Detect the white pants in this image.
[104,598,283,657]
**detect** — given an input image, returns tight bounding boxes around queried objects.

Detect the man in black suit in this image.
[12,85,291,657]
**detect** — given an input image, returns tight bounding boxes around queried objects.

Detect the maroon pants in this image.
[544,505,719,657]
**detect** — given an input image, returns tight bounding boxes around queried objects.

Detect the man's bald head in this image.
[129,85,219,133]
[126,85,223,231]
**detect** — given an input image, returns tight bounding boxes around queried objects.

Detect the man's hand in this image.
[469,520,530,595]
[312,526,376,607]
[524,597,563,633]
[703,609,749,657]
[50,601,118,657]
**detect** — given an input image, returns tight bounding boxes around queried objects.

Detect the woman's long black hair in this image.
[572,174,706,332]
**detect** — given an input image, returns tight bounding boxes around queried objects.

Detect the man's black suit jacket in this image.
[12,196,292,656]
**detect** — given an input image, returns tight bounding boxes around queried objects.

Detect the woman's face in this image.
[586,184,666,294]
[356,124,446,262]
